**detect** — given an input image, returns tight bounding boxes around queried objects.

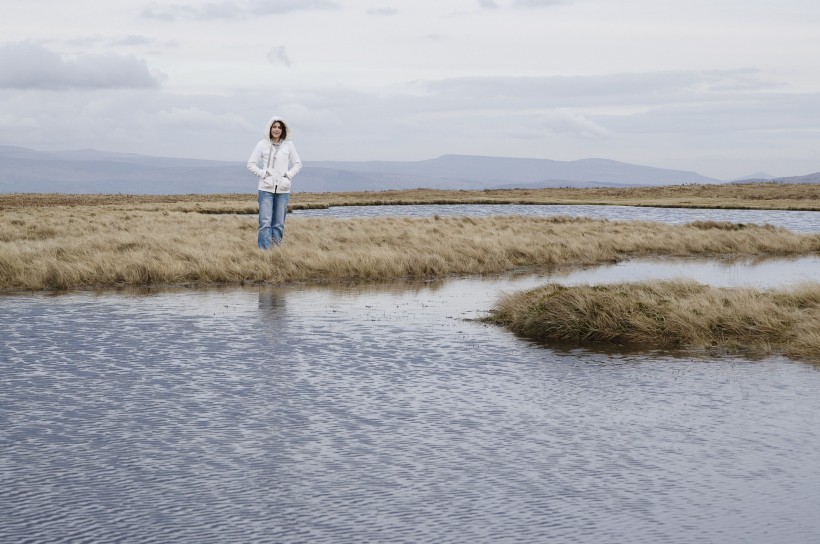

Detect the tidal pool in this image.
[2,257,819,543]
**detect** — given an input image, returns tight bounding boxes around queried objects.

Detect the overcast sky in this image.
[2,0,819,179]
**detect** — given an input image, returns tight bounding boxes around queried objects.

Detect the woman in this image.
[247,116,302,248]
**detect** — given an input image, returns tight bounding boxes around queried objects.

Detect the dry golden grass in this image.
[286,183,820,211]
[1,200,819,290]
[486,280,820,362]
[1,181,818,212]
[4,187,816,359]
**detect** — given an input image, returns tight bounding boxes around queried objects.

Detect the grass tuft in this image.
[486,280,820,362]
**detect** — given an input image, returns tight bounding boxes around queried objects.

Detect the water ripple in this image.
[3,268,820,543]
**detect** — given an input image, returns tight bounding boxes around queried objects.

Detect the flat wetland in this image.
[2,182,819,360]
[4,183,820,542]
[3,181,819,212]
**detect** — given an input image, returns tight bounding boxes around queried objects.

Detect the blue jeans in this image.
[258,191,289,249]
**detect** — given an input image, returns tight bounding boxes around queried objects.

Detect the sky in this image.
[1,0,819,180]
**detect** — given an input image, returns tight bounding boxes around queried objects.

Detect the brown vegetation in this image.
[1,181,818,213]
[1,199,819,290]
[3,188,818,360]
[486,280,820,362]
[287,182,820,211]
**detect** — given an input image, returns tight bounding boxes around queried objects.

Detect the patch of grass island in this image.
[486,280,820,363]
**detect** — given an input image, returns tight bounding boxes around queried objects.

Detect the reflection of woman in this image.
[246,116,302,248]
[258,288,288,322]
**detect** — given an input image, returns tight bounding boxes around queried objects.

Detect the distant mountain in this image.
[731,171,775,182]
[772,172,820,184]
[729,171,820,185]
[0,146,243,194]
[309,155,720,189]
[0,145,740,195]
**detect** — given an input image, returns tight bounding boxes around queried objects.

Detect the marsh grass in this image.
[286,182,820,211]
[2,181,818,213]
[1,200,819,290]
[486,280,820,362]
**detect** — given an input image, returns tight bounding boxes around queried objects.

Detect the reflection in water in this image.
[258,287,288,321]
[549,255,820,290]
[2,258,820,543]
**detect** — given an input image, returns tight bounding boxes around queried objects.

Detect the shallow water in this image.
[2,258,820,543]
[292,203,820,233]
[549,254,820,289]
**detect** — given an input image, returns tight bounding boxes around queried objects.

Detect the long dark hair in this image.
[270,120,287,141]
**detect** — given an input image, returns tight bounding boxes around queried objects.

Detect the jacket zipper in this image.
[266,143,280,193]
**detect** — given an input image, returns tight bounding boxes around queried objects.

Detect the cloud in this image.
[533,109,610,138]
[0,42,164,90]
[0,43,814,178]
[0,87,266,160]
[2,73,817,180]
[64,35,175,49]
[141,2,238,21]
[141,0,340,21]
[366,8,399,16]
[477,0,566,7]
[415,69,780,111]
[275,102,342,133]
[110,35,156,47]
[249,0,341,16]
[266,46,292,67]
[156,106,254,132]
[512,0,573,7]
[604,93,820,135]
[0,113,39,133]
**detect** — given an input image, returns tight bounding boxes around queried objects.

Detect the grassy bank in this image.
[1,198,819,290]
[2,181,819,213]
[486,280,820,362]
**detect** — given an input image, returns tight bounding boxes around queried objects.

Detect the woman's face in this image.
[270,122,283,140]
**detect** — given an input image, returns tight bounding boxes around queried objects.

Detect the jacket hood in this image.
[265,116,291,141]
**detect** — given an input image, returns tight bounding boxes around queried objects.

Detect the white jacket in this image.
[247,116,302,194]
